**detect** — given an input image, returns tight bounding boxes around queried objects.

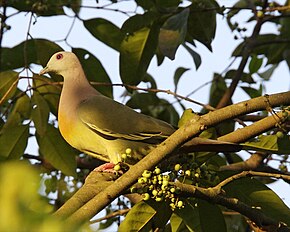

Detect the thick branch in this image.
[65,91,290,224]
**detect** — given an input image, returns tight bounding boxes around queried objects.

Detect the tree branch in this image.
[64,91,290,224]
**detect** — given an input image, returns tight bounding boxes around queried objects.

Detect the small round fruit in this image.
[142,193,150,201]
[125,148,132,154]
[276,131,284,138]
[142,170,152,178]
[177,200,184,208]
[174,164,181,171]
[121,153,127,160]
[185,170,191,176]
[154,167,161,175]
[114,164,121,171]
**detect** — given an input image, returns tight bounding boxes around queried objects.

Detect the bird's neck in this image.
[59,67,99,114]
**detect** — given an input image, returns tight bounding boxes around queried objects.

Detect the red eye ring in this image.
[56,53,63,60]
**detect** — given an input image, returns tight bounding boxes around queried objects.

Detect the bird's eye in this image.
[56,53,63,60]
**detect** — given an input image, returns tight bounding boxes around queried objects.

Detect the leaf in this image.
[187,0,218,50]
[37,125,77,177]
[223,176,290,225]
[170,214,192,232]
[241,86,262,98]
[33,75,61,116]
[83,18,124,51]
[73,48,113,98]
[120,23,160,86]
[0,71,19,105]
[1,39,63,72]
[208,73,227,108]
[225,69,255,84]
[119,201,171,232]
[198,199,226,232]
[0,124,29,159]
[183,43,202,70]
[258,64,278,81]
[175,199,201,231]
[178,109,200,128]
[122,12,157,34]
[156,0,180,10]
[31,92,50,136]
[249,55,263,74]
[173,67,190,92]
[158,8,189,59]
[3,94,31,129]
[243,135,290,154]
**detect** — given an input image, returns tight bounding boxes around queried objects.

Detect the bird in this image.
[39,51,176,166]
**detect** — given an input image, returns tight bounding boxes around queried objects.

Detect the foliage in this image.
[0,0,290,231]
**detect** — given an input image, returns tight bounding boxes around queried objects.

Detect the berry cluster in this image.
[132,163,220,210]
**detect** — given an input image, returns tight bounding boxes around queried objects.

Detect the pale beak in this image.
[39,66,49,75]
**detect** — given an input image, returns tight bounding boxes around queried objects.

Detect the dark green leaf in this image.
[175,199,201,231]
[224,69,255,84]
[31,92,50,136]
[170,214,192,232]
[1,39,63,72]
[122,12,157,34]
[224,176,290,225]
[33,75,61,116]
[173,67,190,92]
[0,71,19,104]
[84,18,124,51]
[119,201,171,232]
[183,43,202,70]
[120,23,160,86]
[73,48,113,98]
[284,50,290,70]
[158,8,189,59]
[136,0,155,11]
[142,73,157,89]
[249,55,263,74]
[198,199,226,232]
[241,86,262,98]
[3,94,31,129]
[37,125,77,177]
[187,0,218,50]
[208,73,227,108]
[0,124,29,159]
[156,0,180,11]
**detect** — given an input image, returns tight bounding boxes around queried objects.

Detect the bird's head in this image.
[39,51,80,76]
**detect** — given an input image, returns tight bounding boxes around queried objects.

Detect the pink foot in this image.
[93,163,116,173]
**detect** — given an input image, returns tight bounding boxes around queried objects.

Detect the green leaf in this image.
[120,23,160,86]
[170,214,192,232]
[223,176,290,225]
[156,0,180,11]
[225,69,255,84]
[241,86,262,98]
[119,201,171,232]
[0,71,19,105]
[0,124,29,159]
[243,135,290,154]
[178,109,200,128]
[126,92,179,125]
[1,39,63,72]
[208,73,227,108]
[37,125,77,177]
[73,48,113,98]
[198,199,226,232]
[187,0,218,50]
[122,12,157,34]
[33,75,61,116]
[136,0,155,11]
[84,18,124,51]
[175,199,201,231]
[173,67,190,92]
[158,8,189,59]
[3,94,31,129]
[249,55,263,74]
[183,43,202,70]
[31,92,50,136]
[258,64,278,81]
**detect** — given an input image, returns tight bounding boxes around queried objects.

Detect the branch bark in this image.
[64,91,290,224]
